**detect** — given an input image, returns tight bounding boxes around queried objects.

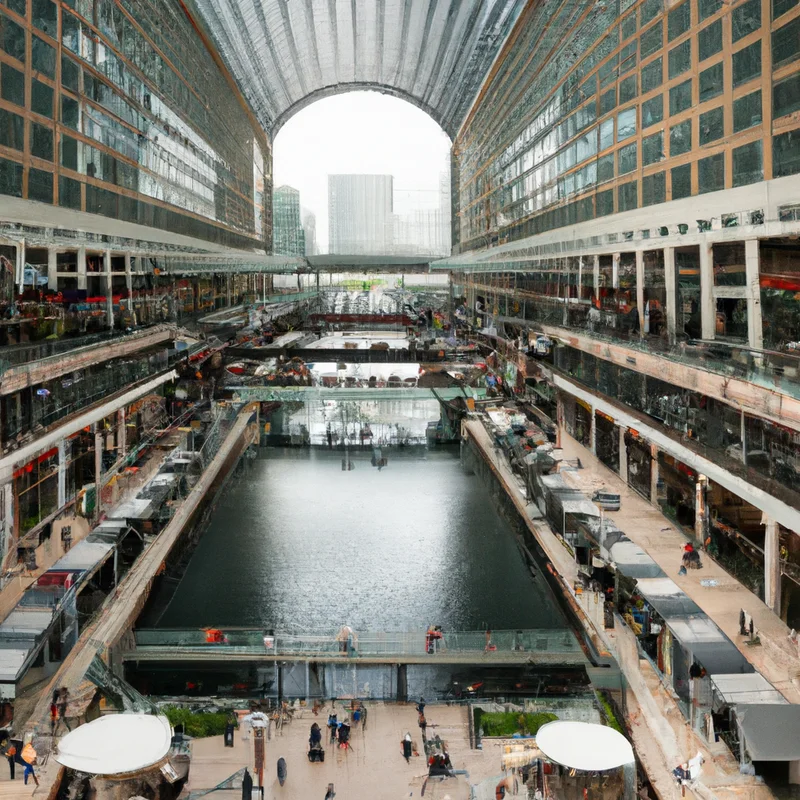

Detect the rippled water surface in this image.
[154,447,567,631]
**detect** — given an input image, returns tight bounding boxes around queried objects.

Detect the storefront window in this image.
[643,249,666,338]
[675,246,701,339]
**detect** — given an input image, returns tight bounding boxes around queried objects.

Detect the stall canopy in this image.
[56,714,172,775]
[711,674,787,706]
[609,541,666,579]
[736,705,800,761]
[536,721,634,771]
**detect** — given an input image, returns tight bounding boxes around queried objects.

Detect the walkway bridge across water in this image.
[125,628,586,666]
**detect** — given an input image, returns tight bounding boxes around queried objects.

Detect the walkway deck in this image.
[123,628,585,666]
[557,433,800,703]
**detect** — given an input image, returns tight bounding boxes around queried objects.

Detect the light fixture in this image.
[659,226,669,236]
[678,223,689,234]
[696,219,711,233]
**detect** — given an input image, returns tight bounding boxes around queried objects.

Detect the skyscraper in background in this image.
[328,175,394,254]
[273,185,305,256]
[301,208,317,256]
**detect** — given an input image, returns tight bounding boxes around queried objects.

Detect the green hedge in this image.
[474,709,557,737]
[163,706,233,738]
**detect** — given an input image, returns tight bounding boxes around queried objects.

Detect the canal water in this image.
[149,446,568,632]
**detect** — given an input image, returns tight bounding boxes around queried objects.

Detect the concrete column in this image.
[695,475,708,545]
[1,482,13,562]
[593,255,600,300]
[117,407,126,459]
[15,240,25,289]
[664,246,677,344]
[650,444,659,506]
[57,438,67,509]
[94,426,103,520]
[590,407,597,455]
[764,516,781,614]
[744,239,764,351]
[612,252,620,289]
[741,410,747,466]
[619,427,628,483]
[47,248,57,291]
[304,661,310,702]
[556,394,564,448]
[636,250,645,334]
[699,242,715,340]
[77,246,87,291]
[104,250,114,330]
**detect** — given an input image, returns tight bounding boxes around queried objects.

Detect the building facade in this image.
[273,185,305,256]
[328,174,394,255]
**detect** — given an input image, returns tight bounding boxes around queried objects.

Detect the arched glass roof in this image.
[187,0,526,136]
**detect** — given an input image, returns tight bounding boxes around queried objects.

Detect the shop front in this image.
[624,429,651,500]
[595,411,618,472]
[657,454,696,533]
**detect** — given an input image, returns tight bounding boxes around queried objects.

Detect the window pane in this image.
[618,180,638,211]
[600,87,617,115]
[61,54,79,92]
[620,74,638,104]
[641,23,663,58]
[31,35,55,78]
[772,17,800,68]
[0,107,23,150]
[641,0,662,25]
[699,0,722,20]
[61,95,79,129]
[642,94,664,127]
[641,57,663,92]
[773,0,798,19]
[734,90,762,132]
[1,14,25,62]
[599,57,619,88]
[31,79,53,117]
[699,106,724,144]
[31,0,57,36]
[0,157,23,197]
[774,74,800,119]
[30,121,52,160]
[617,108,637,140]
[60,133,78,170]
[642,171,666,205]
[670,119,692,154]
[619,142,638,174]
[600,118,615,149]
[773,128,800,177]
[597,153,615,182]
[698,19,722,61]
[642,131,665,165]
[699,62,723,102]
[4,0,27,16]
[59,175,81,209]
[732,140,763,186]
[670,79,693,114]
[733,41,761,86]
[596,188,614,216]
[732,0,760,41]
[622,13,637,39]
[669,40,692,78]
[698,152,725,192]
[672,163,692,198]
[0,62,24,106]
[28,167,53,203]
[669,2,690,40]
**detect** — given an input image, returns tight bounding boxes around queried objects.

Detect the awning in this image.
[634,577,703,618]
[736,705,800,761]
[536,721,634,770]
[711,674,786,706]
[56,714,173,775]
[609,541,665,579]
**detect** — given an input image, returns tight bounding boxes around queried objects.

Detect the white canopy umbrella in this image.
[535,721,634,771]
[56,714,172,777]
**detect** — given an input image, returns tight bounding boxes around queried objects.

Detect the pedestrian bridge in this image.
[124,628,586,666]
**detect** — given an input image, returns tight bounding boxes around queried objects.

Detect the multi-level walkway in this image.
[124,628,585,666]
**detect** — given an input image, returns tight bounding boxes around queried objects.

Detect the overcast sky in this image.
[273,91,452,253]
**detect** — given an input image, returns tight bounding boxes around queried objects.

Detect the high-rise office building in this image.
[328,175,394,254]
[301,208,318,256]
[273,186,305,256]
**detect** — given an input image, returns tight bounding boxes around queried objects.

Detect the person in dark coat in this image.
[401,733,413,763]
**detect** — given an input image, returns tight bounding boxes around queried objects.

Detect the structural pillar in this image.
[104,249,114,330]
[94,425,103,520]
[47,247,57,291]
[664,246,677,344]
[593,255,600,300]
[619,427,628,483]
[556,394,564,448]
[635,250,645,334]
[57,438,68,509]
[699,242,715,340]
[15,239,25,290]
[77,246,87,292]
[589,406,597,455]
[1,482,13,562]
[764,516,781,615]
[650,444,659,506]
[695,475,708,545]
[744,239,763,351]
[612,252,620,289]
[117,408,127,459]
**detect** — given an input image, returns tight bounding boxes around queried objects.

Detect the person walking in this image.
[485,627,493,651]
[58,687,71,732]
[324,784,336,800]
[416,697,426,715]
[49,690,59,736]
[401,733,413,763]
[418,712,427,740]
